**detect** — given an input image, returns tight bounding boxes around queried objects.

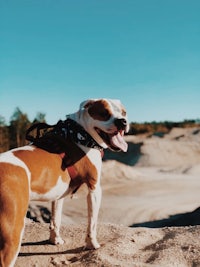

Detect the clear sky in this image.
[1,0,200,124]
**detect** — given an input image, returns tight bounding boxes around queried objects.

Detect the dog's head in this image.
[78,98,129,152]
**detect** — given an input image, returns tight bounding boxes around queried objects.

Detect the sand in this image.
[16,222,200,267]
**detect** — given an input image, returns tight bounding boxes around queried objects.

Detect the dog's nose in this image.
[114,118,127,130]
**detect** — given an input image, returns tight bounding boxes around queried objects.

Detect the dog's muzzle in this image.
[114,118,127,130]
[95,117,128,152]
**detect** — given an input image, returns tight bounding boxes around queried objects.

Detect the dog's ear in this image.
[79,99,95,110]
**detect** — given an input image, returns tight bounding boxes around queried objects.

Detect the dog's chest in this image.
[63,145,102,193]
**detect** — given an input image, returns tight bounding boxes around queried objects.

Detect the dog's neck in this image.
[68,110,108,150]
[65,113,103,152]
[64,118,103,152]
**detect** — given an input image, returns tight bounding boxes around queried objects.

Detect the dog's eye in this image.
[99,110,110,120]
[121,110,126,116]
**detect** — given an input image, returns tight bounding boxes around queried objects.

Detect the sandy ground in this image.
[16,127,200,266]
[16,222,200,267]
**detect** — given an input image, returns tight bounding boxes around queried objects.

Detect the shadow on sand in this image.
[131,207,200,228]
[103,142,143,166]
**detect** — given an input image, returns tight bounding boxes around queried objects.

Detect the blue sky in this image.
[1,0,200,124]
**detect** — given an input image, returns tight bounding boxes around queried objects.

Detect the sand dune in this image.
[105,127,200,168]
[18,127,200,266]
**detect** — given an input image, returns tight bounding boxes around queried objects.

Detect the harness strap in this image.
[59,151,104,180]
[59,152,78,180]
[67,166,78,180]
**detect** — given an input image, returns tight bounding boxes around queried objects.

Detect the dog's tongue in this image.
[111,132,128,152]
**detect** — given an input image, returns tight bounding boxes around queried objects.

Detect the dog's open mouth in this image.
[95,128,128,152]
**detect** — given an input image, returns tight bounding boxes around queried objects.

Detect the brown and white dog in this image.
[0,98,129,267]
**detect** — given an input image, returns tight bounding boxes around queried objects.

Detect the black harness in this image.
[26,118,103,153]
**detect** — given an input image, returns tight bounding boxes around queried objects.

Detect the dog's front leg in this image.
[49,198,64,245]
[86,184,102,249]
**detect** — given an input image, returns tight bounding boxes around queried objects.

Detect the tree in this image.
[0,115,6,126]
[0,116,9,152]
[9,107,30,148]
[33,112,46,123]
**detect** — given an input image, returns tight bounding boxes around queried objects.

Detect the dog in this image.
[0,98,129,267]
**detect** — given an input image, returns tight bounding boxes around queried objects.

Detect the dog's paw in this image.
[49,235,64,245]
[85,236,100,250]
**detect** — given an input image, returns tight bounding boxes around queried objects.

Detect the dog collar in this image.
[59,118,104,152]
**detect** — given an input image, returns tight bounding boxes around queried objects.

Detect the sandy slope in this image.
[17,127,200,266]
[16,222,200,267]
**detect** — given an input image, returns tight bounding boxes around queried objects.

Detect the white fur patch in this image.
[30,176,69,201]
[11,145,35,152]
